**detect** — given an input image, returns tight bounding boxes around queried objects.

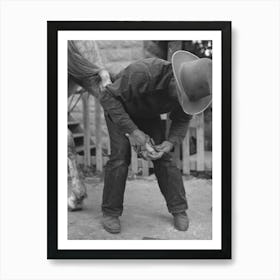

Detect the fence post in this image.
[131,148,138,176]
[196,112,205,171]
[82,92,91,167]
[182,129,190,175]
[95,98,103,172]
[142,159,149,177]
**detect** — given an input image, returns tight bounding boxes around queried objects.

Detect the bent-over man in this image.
[69,46,212,234]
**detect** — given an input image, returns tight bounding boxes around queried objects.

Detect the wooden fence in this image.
[76,97,211,176]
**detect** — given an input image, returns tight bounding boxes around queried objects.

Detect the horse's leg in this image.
[68,129,87,211]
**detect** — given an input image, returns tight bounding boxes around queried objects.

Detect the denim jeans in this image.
[102,114,188,216]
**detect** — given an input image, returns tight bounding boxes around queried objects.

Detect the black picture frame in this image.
[47,21,231,259]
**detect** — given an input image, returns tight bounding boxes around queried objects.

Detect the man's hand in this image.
[127,129,150,153]
[144,141,163,160]
[99,69,112,91]
[127,131,164,161]
[155,141,174,154]
[140,147,164,161]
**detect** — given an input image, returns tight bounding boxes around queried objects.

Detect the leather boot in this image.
[102,215,121,234]
[173,211,189,231]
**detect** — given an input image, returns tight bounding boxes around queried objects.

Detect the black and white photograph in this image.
[67,40,213,237]
[48,21,231,259]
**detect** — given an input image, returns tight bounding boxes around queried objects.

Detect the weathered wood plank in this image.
[142,159,149,176]
[82,92,91,166]
[182,129,190,175]
[189,117,198,128]
[95,98,103,172]
[131,148,138,175]
[196,112,205,171]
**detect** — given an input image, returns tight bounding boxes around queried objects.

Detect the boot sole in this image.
[102,223,121,234]
[174,225,189,231]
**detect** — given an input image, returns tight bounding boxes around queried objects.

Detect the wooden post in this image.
[82,92,91,167]
[95,98,103,172]
[196,112,205,171]
[182,129,190,175]
[142,159,149,177]
[131,148,138,176]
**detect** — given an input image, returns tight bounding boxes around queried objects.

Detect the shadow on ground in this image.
[68,176,212,240]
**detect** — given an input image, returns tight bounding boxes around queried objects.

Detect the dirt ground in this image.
[68,176,212,240]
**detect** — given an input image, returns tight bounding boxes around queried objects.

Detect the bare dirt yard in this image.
[68,176,212,240]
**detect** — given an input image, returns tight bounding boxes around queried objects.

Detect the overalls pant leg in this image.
[102,115,188,216]
[134,118,188,214]
[102,114,131,217]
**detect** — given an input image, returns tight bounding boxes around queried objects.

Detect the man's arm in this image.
[155,106,191,154]
[68,40,103,93]
[68,40,137,134]
[168,106,192,146]
[99,87,138,135]
[99,85,152,151]
[68,41,149,147]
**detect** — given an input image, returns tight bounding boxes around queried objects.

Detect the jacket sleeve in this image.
[99,87,138,135]
[68,41,138,135]
[167,106,192,145]
[68,40,102,91]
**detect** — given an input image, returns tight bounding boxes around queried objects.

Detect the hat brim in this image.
[172,50,212,115]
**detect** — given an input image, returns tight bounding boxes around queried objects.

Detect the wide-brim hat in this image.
[172,50,212,115]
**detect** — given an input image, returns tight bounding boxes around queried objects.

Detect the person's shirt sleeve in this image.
[68,40,102,91]
[167,105,192,145]
[99,82,138,134]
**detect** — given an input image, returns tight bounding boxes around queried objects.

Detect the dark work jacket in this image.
[99,58,192,145]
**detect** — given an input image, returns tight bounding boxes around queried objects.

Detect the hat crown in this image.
[171,50,212,115]
[179,58,212,102]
